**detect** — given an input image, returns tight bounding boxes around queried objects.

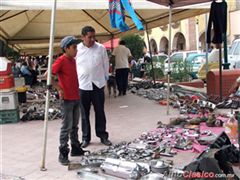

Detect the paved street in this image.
[1,92,182,180]
[1,92,239,179]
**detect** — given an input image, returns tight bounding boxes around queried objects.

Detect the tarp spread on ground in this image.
[1,0,210,55]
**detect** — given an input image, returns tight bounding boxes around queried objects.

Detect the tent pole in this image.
[111,35,114,52]
[167,5,172,115]
[205,13,208,74]
[223,1,229,70]
[219,44,223,101]
[40,0,57,171]
[145,23,156,84]
[195,17,199,51]
[223,33,230,69]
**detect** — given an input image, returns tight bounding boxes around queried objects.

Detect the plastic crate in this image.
[0,57,12,76]
[0,91,19,110]
[0,74,15,90]
[0,109,19,124]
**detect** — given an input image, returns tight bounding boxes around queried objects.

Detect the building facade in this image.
[144,1,240,54]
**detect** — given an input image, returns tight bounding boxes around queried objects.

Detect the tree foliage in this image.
[6,46,20,61]
[171,59,193,82]
[121,34,145,60]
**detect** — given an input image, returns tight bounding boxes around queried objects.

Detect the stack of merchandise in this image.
[0,57,19,124]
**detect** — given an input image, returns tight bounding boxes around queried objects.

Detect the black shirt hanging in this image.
[207,0,227,44]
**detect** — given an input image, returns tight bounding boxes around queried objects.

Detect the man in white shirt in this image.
[112,40,132,96]
[76,26,112,148]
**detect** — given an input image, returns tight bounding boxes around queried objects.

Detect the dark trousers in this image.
[115,68,129,94]
[23,75,33,86]
[79,84,108,142]
[59,100,80,149]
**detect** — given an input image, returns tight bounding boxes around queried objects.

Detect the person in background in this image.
[46,36,86,166]
[20,61,33,86]
[129,57,137,80]
[111,40,132,96]
[28,60,38,85]
[12,62,21,78]
[16,59,22,69]
[76,26,112,148]
[228,76,240,96]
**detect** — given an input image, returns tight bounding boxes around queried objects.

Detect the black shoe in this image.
[81,140,90,148]
[118,91,122,96]
[58,153,69,166]
[231,100,239,109]
[123,92,126,96]
[71,144,88,156]
[101,139,112,146]
[59,146,69,166]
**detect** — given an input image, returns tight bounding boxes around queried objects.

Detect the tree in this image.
[6,46,20,61]
[171,59,193,82]
[121,34,145,60]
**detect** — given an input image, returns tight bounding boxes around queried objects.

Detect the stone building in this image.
[144,1,240,54]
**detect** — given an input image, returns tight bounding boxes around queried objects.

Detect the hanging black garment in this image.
[207,0,227,44]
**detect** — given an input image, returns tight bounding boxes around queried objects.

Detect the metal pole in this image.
[40,0,57,171]
[195,17,199,52]
[111,35,114,52]
[145,23,156,84]
[223,33,230,69]
[205,13,209,74]
[167,5,172,115]
[219,44,222,102]
[223,1,229,70]
[237,111,240,154]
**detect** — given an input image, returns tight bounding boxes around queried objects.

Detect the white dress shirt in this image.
[76,42,109,90]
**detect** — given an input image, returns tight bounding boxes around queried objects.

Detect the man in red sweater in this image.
[51,36,85,165]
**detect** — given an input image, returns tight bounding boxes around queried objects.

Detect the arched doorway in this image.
[199,29,214,51]
[172,32,186,51]
[159,37,168,54]
[150,39,158,54]
[199,32,206,51]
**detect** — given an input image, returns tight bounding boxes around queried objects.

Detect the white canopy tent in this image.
[147,0,211,7]
[1,0,212,170]
[1,0,210,55]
